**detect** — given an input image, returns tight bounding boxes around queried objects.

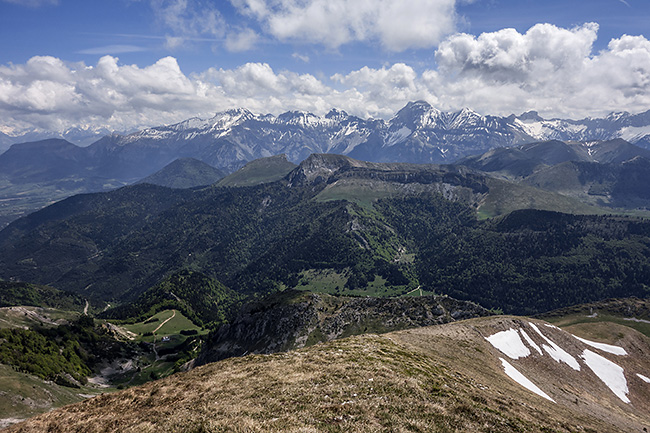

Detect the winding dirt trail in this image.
[150,310,177,362]
[405,286,423,296]
[153,310,176,334]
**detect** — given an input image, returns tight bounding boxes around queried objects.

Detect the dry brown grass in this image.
[6,317,650,433]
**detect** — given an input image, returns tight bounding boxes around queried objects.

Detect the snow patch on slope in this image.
[514,119,588,140]
[520,329,543,355]
[580,349,630,403]
[484,321,640,406]
[637,374,650,384]
[529,322,580,371]
[619,125,650,142]
[385,127,412,147]
[573,335,627,356]
[485,329,531,359]
[499,358,555,403]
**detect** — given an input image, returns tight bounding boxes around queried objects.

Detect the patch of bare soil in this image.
[0,306,67,328]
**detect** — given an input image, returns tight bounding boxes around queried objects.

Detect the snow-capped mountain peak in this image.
[325,108,348,120]
[8,102,650,178]
[390,100,442,129]
[606,111,630,122]
[276,110,332,127]
[208,108,255,130]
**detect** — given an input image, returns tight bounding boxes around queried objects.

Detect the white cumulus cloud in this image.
[2,24,650,134]
[435,23,598,86]
[0,56,213,132]
[229,0,459,51]
[428,23,650,117]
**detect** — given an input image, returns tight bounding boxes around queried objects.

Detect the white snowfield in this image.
[580,349,630,403]
[499,358,555,402]
[485,321,635,404]
[573,335,628,356]
[485,329,530,359]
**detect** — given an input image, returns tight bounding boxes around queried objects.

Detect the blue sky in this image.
[0,0,648,133]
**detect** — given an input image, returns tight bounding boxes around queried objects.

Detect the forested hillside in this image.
[1,156,649,315]
[98,270,243,329]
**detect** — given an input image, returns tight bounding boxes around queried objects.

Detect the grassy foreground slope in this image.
[7,315,650,433]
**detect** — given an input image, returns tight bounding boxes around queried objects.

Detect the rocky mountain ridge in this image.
[3,102,650,228]
[459,139,650,209]
[82,101,650,174]
[196,290,491,364]
[5,101,650,180]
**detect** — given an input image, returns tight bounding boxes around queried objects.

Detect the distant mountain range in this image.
[4,101,650,175]
[459,139,650,209]
[3,101,650,228]
[67,102,650,173]
[0,126,116,154]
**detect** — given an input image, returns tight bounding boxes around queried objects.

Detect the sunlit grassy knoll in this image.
[216,155,296,187]
[538,297,650,338]
[103,309,207,387]
[314,179,395,210]
[478,177,606,218]
[293,269,348,293]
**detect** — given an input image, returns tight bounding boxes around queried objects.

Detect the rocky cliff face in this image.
[196,290,492,365]
[287,153,490,206]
